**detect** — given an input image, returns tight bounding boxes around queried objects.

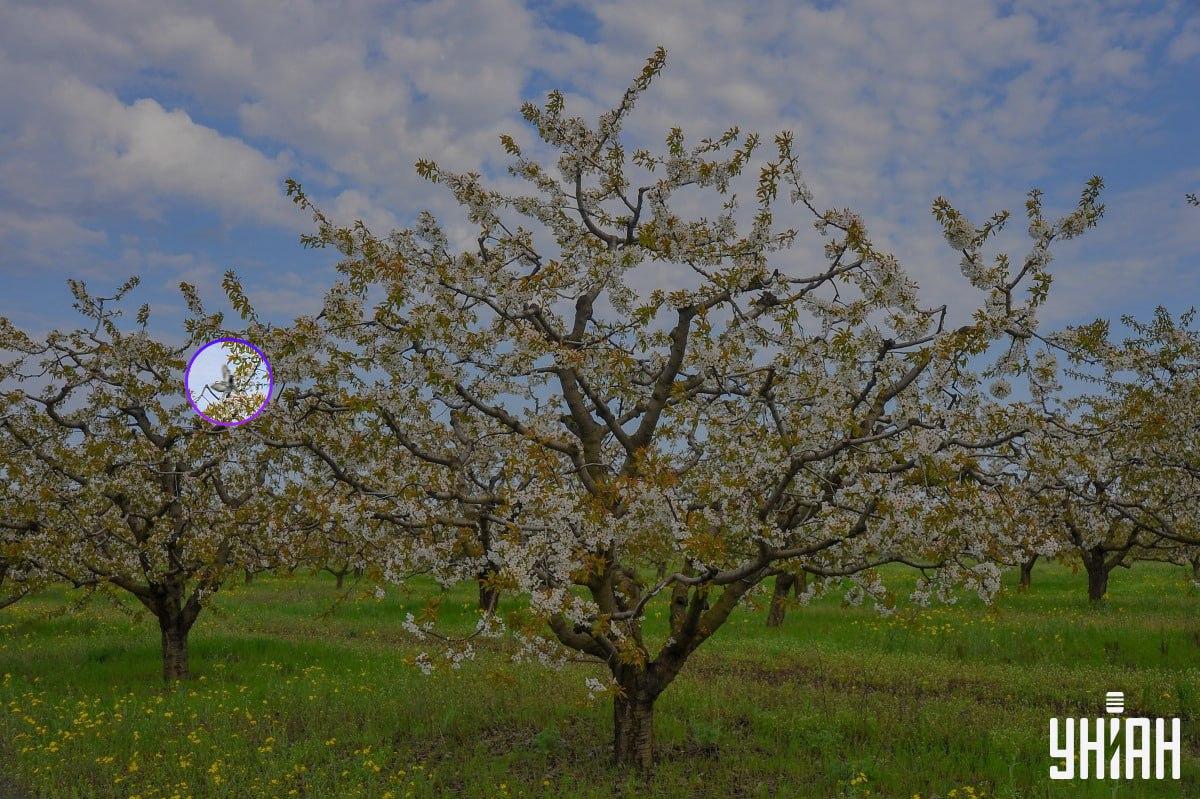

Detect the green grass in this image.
[0,562,1197,798]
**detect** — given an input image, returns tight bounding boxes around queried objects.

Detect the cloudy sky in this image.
[1,0,1197,335]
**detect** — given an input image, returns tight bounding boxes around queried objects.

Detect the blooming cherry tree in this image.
[1019,307,1200,601]
[0,278,299,680]
[284,50,1104,769]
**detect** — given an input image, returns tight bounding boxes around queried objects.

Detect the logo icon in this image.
[1049,691,1181,780]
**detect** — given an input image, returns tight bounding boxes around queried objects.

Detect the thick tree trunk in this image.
[1087,568,1109,603]
[613,691,656,771]
[1018,555,1038,590]
[1083,553,1110,603]
[766,573,796,627]
[476,560,501,612]
[478,581,499,613]
[765,571,806,627]
[476,519,499,613]
[608,661,671,771]
[335,570,346,589]
[591,570,760,771]
[158,614,193,682]
[1191,558,1200,583]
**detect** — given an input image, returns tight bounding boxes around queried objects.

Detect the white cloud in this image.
[0,0,1194,328]
[0,211,108,264]
[135,12,258,99]
[1042,169,1200,322]
[1167,17,1200,62]
[515,0,1190,319]
[48,78,293,224]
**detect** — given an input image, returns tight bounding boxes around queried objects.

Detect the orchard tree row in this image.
[2,51,1198,771]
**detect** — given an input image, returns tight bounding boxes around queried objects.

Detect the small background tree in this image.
[0,278,299,680]
[1022,307,1200,602]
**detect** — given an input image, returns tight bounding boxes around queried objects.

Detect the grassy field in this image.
[0,562,1197,799]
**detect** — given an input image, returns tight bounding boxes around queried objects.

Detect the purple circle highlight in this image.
[184,337,274,427]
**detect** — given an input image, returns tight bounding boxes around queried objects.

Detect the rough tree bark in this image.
[611,664,666,771]
[596,573,762,769]
[766,573,794,627]
[476,520,500,612]
[159,615,192,682]
[766,571,807,627]
[125,577,207,683]
[477,574,499,613]
[1018,555,1038,590]
[1063,508,1130,606]
[1081,548,1112,603]
[151,595,200,682]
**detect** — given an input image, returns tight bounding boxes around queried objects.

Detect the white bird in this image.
[209,363,237,400]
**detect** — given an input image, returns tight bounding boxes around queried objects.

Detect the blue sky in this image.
[0,0,1197,337]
